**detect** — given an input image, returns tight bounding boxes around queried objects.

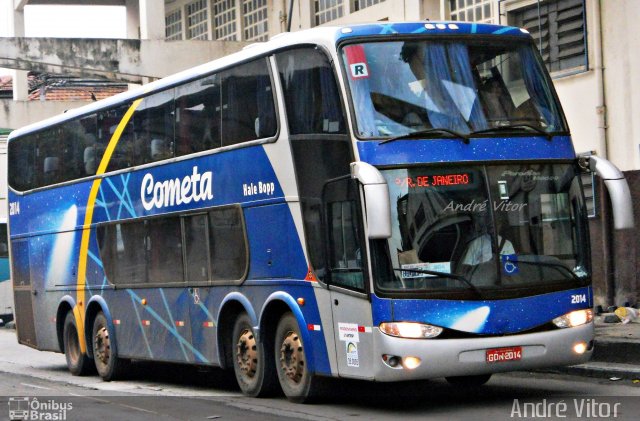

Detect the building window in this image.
[509,0,587,73]
[186,0,209,40]
[165,9,183,40]
[449,0,493,23]
[315,0,344,26]
[243,0,269,41]
[354,0,385,12]
[213,0,237,40]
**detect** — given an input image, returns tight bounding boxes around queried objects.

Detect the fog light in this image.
[402,356,421,370]
[382,354,401,368]
[573,342,587,354]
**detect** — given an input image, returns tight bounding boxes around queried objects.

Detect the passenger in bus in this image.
[460,233,515,266]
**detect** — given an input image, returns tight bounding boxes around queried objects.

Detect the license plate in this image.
[486,346,522,363]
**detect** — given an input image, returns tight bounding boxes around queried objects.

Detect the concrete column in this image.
[235,0,243,40]
[269,0,287,36]
[139,0,165,40]
[6,1,28,101]
[125,0,141,39]
[297,0,313,29]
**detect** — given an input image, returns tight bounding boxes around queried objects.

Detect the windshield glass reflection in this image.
[341,39,566,138]
[376,164,589,298]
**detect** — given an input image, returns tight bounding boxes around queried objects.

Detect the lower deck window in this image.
[97,205,247,286]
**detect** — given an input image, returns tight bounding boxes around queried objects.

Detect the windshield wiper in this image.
[515,259,584,283]
[391,267,482,298]
[470,123,552,140]
[381,128,470,145]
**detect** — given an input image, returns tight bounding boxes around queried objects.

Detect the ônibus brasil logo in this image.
[141,166,213,211]
[8,397,73,420]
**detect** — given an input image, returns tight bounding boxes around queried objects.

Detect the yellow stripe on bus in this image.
[74,98,143,353]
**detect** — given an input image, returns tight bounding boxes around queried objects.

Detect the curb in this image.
[539,362,640,381]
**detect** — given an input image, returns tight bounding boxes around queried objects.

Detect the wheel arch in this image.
[260,292,317,373]
[84,296,116,359]
[216,292,257,369]
[56,296,76,353]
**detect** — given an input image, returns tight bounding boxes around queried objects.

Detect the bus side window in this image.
[175,74,222,156]
[275,47,351,281]
[99,104,134,173]
[184,214,209,283]
[209,206,248,282]
[323,178,365,291]
[38,130,62,186]
[131,89,175,165]
[147,217,183,283]
[276,48,346,135]
[8,134,37,191]
[220,57,276,147]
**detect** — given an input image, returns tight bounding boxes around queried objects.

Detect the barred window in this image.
[354,0,384,12]
[315,0,344,26]
[165,9,183,40]
[243,0,269,41]
[186,0,209,40]
[449,0,493,23]
[214,0,238,40]
[509,0,586,73]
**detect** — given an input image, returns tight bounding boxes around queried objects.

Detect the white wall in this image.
[601,0,640,172]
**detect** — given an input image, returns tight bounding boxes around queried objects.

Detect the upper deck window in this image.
[340,38,567,139]
[9,57,276,192]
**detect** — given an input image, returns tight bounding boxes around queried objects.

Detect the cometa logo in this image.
[141,166,213,211]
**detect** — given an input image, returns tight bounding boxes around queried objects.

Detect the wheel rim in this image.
[66,324,80,365]
[94,325,111,368]
[236,328,258,381]
[279,330,305,385]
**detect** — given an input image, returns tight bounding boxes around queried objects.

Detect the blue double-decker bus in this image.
[8,22,633,402]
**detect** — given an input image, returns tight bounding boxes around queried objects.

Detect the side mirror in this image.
[587,156,635,230]
[350,162,391,239]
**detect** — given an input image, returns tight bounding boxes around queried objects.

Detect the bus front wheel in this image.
[274,312,322,403]
[92,311,128,381]
[231,312,276,397]
[63,311,94,376]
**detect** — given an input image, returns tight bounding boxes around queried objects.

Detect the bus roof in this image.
[8,21,530,141]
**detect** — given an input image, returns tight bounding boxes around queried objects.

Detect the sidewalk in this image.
[543,314,640,381]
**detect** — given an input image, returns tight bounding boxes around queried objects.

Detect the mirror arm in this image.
[350,162,392,239]
[588,156,635,230]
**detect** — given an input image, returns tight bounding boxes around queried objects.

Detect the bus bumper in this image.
[372,322,594,381]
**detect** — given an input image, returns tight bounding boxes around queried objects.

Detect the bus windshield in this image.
[375,163,590,299]
[340,38,567,138]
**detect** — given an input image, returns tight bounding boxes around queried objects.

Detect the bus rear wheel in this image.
[92,312,128,381]
[231,312,276,397]
[63,311,94,376]
[274,312,321,403]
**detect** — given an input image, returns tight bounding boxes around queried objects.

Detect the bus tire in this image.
[63,311,94,376]
[231,312,277,397]
[92,311,128,381]
[445,373,492,387]
[274,312,321,403]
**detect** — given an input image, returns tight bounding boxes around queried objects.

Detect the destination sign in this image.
[395,172,474,189]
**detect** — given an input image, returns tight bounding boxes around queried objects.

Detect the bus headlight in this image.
[379,322,443,339]
[552,309,594,328]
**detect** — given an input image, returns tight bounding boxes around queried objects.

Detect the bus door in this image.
[323,177,374,379]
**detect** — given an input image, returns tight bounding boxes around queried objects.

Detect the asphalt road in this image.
[1,329,639,421]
